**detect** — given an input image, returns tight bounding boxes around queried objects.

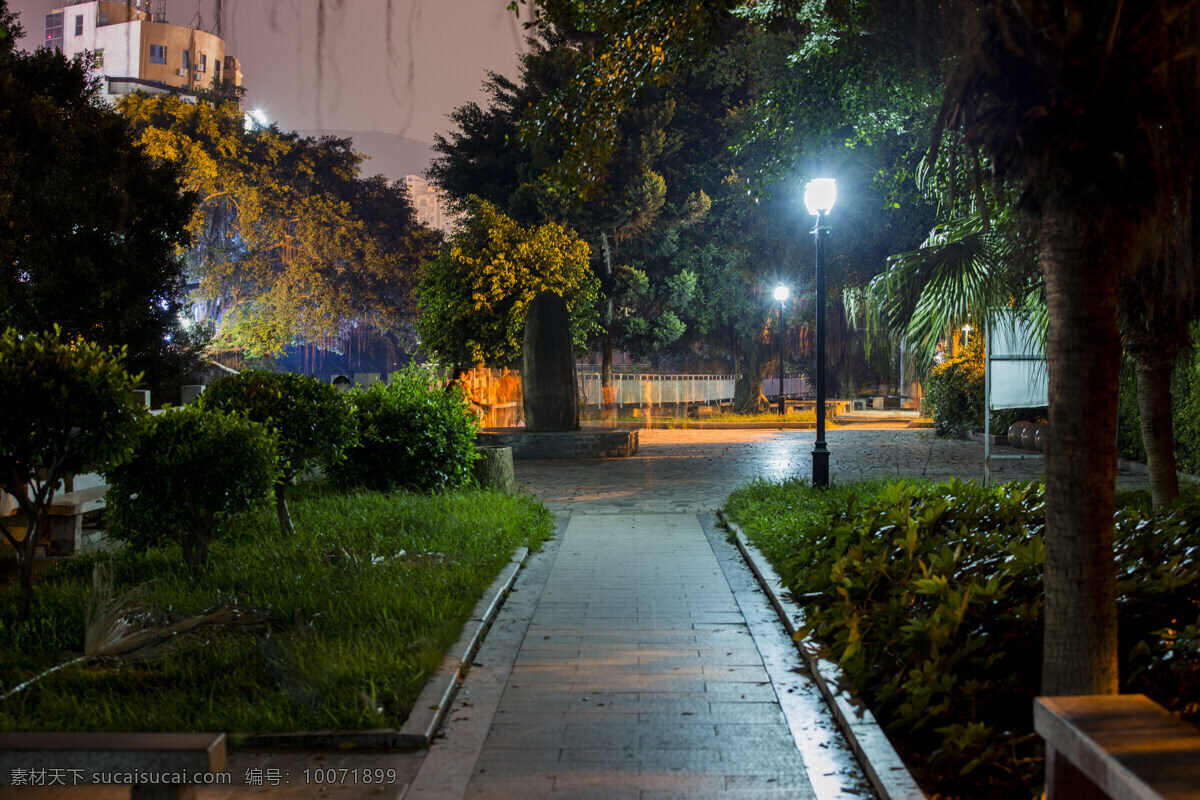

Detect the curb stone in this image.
[720,514,927,800]
[234,546,529,750]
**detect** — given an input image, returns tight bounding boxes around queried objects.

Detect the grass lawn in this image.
[0,484,553,734]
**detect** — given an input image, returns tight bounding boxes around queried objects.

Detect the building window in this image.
[95,48,104,67]
[74,14,83,35]
[197,53,207,73]
[214,60,221,80]
[181,50,190,70]
[45,11,63,51]
[149,44,166,64]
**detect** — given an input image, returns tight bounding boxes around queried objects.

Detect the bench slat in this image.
[1035,694,1200,800]
[0,732,225,778]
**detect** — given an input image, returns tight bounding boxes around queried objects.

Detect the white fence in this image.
[575,372,814,407]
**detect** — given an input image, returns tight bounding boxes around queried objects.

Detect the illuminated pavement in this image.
[515,426,1084,514]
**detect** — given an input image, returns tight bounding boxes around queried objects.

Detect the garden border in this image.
[720,514,927,800]
[233,546,529,749]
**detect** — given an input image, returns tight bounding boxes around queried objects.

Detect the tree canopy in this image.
[119,94,442,359]
[0,6,197,389]
[415,197,600,365]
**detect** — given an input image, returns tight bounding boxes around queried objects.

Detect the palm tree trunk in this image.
[1135,359,1180,507]
[1040,205,1120,697]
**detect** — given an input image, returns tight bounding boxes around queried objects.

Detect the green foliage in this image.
[725,477,1200,798]
[0,484,553,732]
[0,329,142,502]
[329,364,480,493]
[119,95,441,358]
[0,34,197,390]
[106,406,280,567]
[415,198,600,365]
[925,339,985,438]
[201,370,354,484]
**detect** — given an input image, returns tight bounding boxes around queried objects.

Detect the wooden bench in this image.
[2,484,109,556]
[0,732,226,799]
[1035,694,1200,799]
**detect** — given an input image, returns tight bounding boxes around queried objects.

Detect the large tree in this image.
[936,0,1200,695]
[119,94,442,360]
[0,5,196,389]
[430,30,712,409]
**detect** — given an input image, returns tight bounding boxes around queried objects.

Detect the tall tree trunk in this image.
[1135,358,1180,508]
[733,338,770,413]
[275,481,294,537]
[1040,205,1120,697]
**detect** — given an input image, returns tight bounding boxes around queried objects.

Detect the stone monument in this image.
[521,291,580,431]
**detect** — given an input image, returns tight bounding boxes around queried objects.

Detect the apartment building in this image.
[404,174,457,234]
[43,0,242,103]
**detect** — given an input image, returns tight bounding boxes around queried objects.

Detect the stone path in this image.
[518,427,1079,514]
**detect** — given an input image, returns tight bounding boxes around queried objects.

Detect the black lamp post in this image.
[774,285,789,415]
[805,178,836,487]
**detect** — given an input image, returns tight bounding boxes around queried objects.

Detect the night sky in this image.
[8,0,530,148]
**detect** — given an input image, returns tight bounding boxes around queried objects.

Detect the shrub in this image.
[106,406,280,567]
[0,328,142,619]
[925,340,986,438]
[201,370,354,535]
[742,478,1200,798]
[328,364,480,493]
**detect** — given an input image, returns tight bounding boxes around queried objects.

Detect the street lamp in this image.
[962,324,973,347]
[804,178,836,487]
[774,285,789,415]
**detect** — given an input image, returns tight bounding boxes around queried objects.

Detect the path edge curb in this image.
[720,514,927,800]
[235,546,530,750]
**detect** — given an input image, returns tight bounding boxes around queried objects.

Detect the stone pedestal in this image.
[474,446,515,492]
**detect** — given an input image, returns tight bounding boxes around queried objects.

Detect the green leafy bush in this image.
[329,364,480,493]
[201,370,354,534]
[0,328,142,618]
[727,478,1200,799]
[106,406,280,567]
[925,340,987,438]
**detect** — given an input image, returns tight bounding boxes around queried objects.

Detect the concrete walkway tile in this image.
[456,512,819,799]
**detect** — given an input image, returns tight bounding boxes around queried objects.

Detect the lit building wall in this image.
[45,1,241,104]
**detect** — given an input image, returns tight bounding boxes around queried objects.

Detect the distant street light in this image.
[774,285,789,415]
[962,323,973,347]
[804,178,836,487]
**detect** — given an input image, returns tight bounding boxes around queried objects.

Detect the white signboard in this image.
[987,314,1048,410]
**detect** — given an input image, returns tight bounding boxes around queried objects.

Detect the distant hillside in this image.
[298,129,435,183]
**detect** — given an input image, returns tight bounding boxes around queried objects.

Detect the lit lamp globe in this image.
[804,178,837,216]
[773,285,789,303]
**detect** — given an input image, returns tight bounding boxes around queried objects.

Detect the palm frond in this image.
[1,564,246,703]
